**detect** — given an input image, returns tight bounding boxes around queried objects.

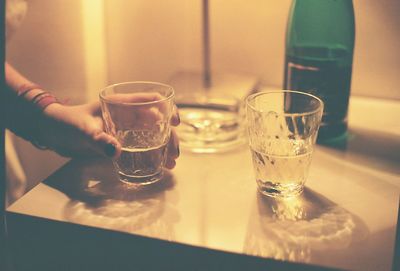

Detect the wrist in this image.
[33,102,65,150]
[43,102,64,116]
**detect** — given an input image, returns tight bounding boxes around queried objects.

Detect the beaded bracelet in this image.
[35,93,60,110]
[17,83,60,110]
[17,83,42,97]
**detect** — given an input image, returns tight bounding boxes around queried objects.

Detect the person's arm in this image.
[3,62,179,166]
[7,63,112,156]
[4,62,50,145]
[4,61,122,158]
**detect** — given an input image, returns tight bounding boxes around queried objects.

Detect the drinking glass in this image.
[246,90,323,198]
[100,82,175,185]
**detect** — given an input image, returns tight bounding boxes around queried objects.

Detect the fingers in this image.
[91,129,179,171]
[165,129,179,169]
[168,129,180,159]
[165,159,176,169]
[171,104,180,127]
[97,92,180,168]
[104,92,165,104]
[105,105,179,132]
[92,131,122,159]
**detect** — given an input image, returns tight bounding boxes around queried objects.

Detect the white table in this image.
[6,96,400,271]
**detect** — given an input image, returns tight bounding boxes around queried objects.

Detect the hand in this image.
[40,101,180,169]
[101,92,174,131]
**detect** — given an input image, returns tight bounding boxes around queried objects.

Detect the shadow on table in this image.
[9,159,348,271]
[318,127,400,176]
[244,188,370,270]
[44,158,180,239]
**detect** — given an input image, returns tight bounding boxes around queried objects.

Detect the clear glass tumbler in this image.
[246,90,323,198]
[100,82,175,185]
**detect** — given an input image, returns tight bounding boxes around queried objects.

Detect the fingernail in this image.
[104,143,116,157]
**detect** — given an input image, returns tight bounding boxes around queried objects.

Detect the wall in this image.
[4,0,400,200]
[352,0,400,99]
[210,0,400,99]
[104,0,400,100]
[104,0,201,85]
[6,0,87,103]
[7,0,400,100]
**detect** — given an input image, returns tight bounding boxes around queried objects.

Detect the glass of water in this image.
[246,90,323,198]
[100,82,175,185]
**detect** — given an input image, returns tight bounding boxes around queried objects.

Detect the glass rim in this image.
[246,90,324,116]
[99,81,175,106]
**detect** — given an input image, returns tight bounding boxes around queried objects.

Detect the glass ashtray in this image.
[175,92,246,153]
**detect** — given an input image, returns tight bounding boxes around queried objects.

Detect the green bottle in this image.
[283,0,355,142]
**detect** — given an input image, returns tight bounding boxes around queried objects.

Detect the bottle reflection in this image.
[243,188,369,263]
[318,127,400,177]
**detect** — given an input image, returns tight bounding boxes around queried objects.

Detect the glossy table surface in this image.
[6,96,400,271]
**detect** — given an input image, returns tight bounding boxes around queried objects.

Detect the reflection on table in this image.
[45,159,180,241]
[244,189,369,263]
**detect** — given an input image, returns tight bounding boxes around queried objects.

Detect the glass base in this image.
[257,181,304,198]
[117,170,163,186]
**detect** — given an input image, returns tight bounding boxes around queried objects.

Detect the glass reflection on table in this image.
[243,188,369,263]
[46,158,180,241]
